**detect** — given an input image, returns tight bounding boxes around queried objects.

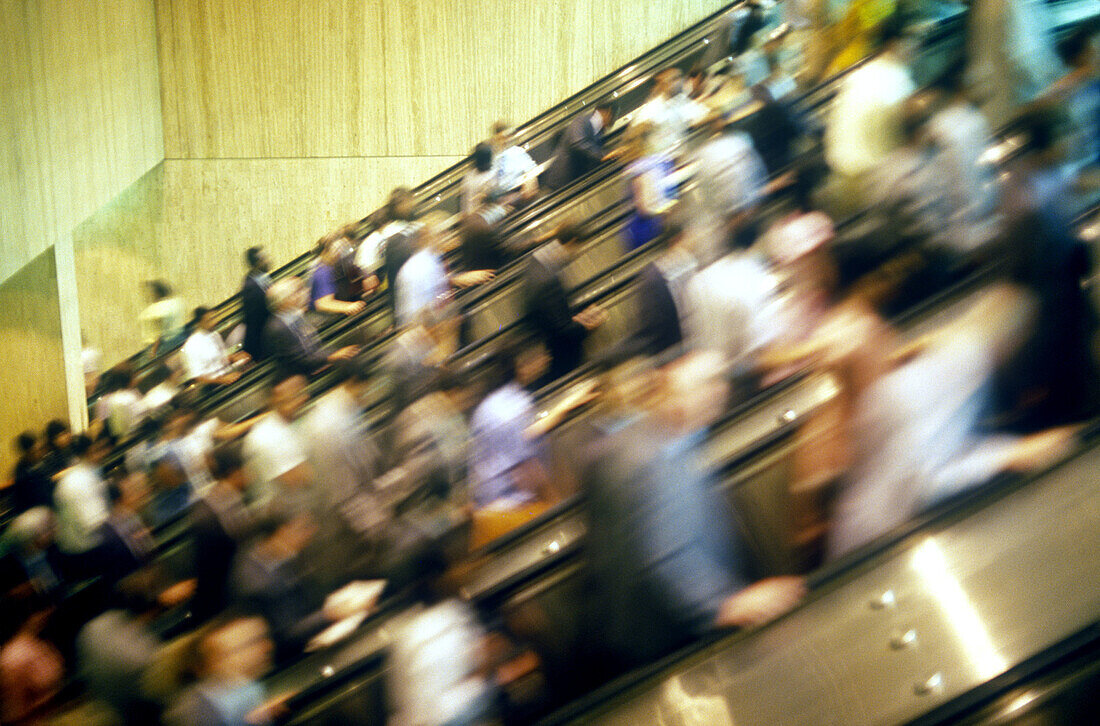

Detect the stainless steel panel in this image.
[582,443,1100,726]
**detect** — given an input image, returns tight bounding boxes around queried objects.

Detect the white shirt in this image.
[96,390,146,439]
[242,413,308,511]
[388,599,490,726]
[632,94,704,154]
[685,251,783,373]
[301,386,372,506]
[181,329,230,381]
[355,220,409,275]
[395,249,449,326]
[54,462,109,554]
[824,53,916,178]
[493,145,537,193]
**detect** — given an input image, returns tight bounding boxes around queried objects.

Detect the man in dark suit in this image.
[190,443,253,623]
[543,102,614,190]
[241,246,272,361]
[612,223,696,363]
[520,223,607,382]
[262,276,359,378]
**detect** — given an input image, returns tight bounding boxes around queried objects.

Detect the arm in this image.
[313,294,365,316]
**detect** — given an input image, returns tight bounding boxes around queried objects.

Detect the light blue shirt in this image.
[468,383,538,508]
[395,249,449,326]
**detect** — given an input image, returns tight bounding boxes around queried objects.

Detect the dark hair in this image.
[191,306,211,327]
[209,442,244,480]
[876,10,908,51]
[471,142,493,173]
[931,55,968,96]
[555,220,587,247]
[1057,26,1093,66]
[245,246,264,268]
[70,433,94,458]
[1014,105,1067,155]
[16,431,37,455]
[44,415,68,444]
[147,279,172,300]
[386,187,417,222]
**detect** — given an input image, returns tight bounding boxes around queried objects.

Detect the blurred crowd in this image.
[4,1,1100,724]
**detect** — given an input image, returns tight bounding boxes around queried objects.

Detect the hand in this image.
[218,370,242,385]
[715,576,807,629]
[323,580,386,622]
[229,351,252,365]
[363,274,380,295]
[1005,426,1078,473]
[561,379,599,410]
[574,305,608,330]
[453,269,495,287]
[330,345,359,361]
[346,300,366,315]
[247,691,294,724]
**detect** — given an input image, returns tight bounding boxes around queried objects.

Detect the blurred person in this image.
[10,432,51,515]
[490,120,540,205]
[468,340,597,546]
[262,276,359,377]
[76,574,165,725]
[614,222,698,361]
[242,373,313,516]
[383,306,460,415]
[742,81,806,176]
[387,546,496,726]
[240,245,272,361]
[164,615,281,726]
[95,363,146,440]
[684,216,784,388]
[357,187,420,309]
[139,279,187,355]
[458,211,511,274]
[191,443,255,623]
[0,508,65,602]
[395,215,494,326]
[967,0,1065,128]
[543,101,614,189]
[52,432,112,574]
[39,419,72,482]
[621,122,678,251]
[0,594,63,724]
[230,511,381,665]
[81,336,102,400]
[994,106,1100,429]
[141,362,183,415]
[147,452,194,529]
[460,142,498,214]
[96,469,157,589]
[631,68,706,155]
[582,352,806,671]
[181,306,250,387]
[822,11,916,216]
[1042,25,1100,174]
[309,232,367,318]
[520,222,608,381]
[926,59,1002,258]
[687,115,768,265]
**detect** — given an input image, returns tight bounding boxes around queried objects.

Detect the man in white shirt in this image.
[490,120,539,205]
[632,68,708,156]
[823,15,917,215]
[181,307,250,386]
[53,434,111,565]
[242,373,312,515]
[395,216,493,327]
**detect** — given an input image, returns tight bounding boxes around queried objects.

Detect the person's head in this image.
[1057,25,1096,70]
[875,10,913,60]
[200,615,274,683]
[209,442,248,492]
[435,363,478,414]
[150,453,187,492]
[334,353,372,400]
[653,68,683,98]
[45,419,71,452]
[488,337,548,388]
[386,187,418,222]
[146,279,172,302]
[767,210,839,298]
[15,431,39,463]
[164,394,201,438]
[191,306,216,332]
[108,469,151,513]
[415,212,450,253]
[269,372,308,421]
[71,432,111,465]
[318,229,352,265]
[657,351,730,433]
[245,245,270,273]
[471,142,494,174]
[266,276,308,314]
[491,120,516,152]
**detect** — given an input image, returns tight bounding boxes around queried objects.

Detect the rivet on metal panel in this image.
[914,672,943,696]
[889,628,918,650]
[779,409,797,424]
[321,665,335,678]
[542,540,561,556]
[869,590,896,610]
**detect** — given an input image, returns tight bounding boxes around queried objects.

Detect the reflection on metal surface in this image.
[889,628,918,650]
[910,539,1007,681]
[659,676,735,726]
[914,672,944,696]
[868,589,896,610]
[1000,689,1040,717]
